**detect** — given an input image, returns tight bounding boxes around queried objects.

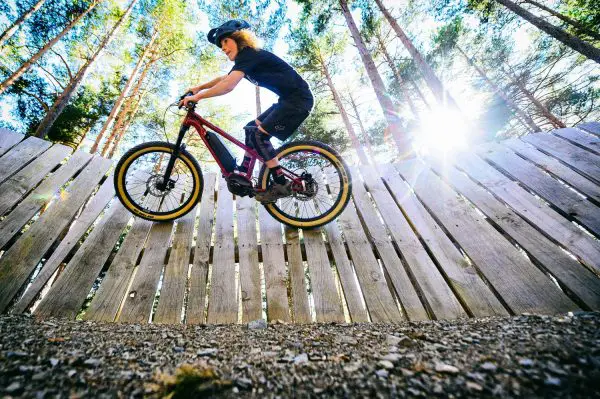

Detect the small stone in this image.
[294,353,309,365]
[433,383,444,394]
[386,334,401,346]
[376,369,389,378]
[50,358,59,367]
[197,348,218,357]
[380,353,401,362]
[173,346,184,353]
[378,360,394,370]
[262,351,278,358]
[480,362,497,372]
[340,335,357,345]
[7,351,28,358]
[400,368,415,377]
[32,372,49,381]
[436,363,460,374]
[67,370,77,378]
[5,382,22,395]
[236,378,253,389]
[466,381,483,391]
[83,358,102,368]
[343,362,361,373]
[247,319,267,330]
[545,376,561,386]
[519,358,534,367]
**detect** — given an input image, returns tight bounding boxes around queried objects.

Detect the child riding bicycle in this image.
[179,19,314,203]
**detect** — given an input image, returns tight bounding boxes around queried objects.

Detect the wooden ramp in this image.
[1,123,599,324]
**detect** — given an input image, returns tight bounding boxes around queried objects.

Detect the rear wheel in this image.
[114,141,203,221]
[258,140,352,229]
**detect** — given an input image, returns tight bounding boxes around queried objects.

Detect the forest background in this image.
[0,0,598,169]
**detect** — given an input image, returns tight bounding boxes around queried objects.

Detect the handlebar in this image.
[178,91,196,110]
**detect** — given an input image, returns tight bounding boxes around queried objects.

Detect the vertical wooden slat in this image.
[359,165,467,320]
[33,200,132,319]
[349,167,429,320]
[284,227,311,323]
[0,156,111,312]
[0,151,92,249]
[481,143,600,236]
[187,173,216,324]
[118,220,174,323]
[379,164,508,317]
[258,206,291,322]
[206,179,237,323]
[337,202,403,322]
[0,136,51,184]
[237,196,264,323]
[12,174,116,313]
[0,129,24,157]
[503,138,600,204]
[523,133,600,184]
[455,153,600,274]
[396,160,578,315]
[0,143,70,216]
[426,159,600,310]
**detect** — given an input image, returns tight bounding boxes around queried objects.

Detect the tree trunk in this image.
[255,85,261,116]
[503,66,566,128]
[0,0,100,95]
[339,0,410,156]
[408,78,430,108]
[373,0,460,110]
[347,91,376,162]
[318,53,370,165]
[0,0,46,49]
[90,29,158,154]
[374,30,419,116]
[107,92,145,159]
[33,0,137,139]
[522,0,600,41]
[496,0,600,63]
[74,125,93,152]
[456,46,541,132]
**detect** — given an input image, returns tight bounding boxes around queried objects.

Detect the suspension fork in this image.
[158,124,189,190]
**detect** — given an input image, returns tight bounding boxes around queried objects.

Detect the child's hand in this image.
[187,87,199,95]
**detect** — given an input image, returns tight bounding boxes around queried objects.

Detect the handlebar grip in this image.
[178,91,195,109]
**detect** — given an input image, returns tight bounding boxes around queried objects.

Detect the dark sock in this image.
[238,156,251,173]
[271,166,286,185]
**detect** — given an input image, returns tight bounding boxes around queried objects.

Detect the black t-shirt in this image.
[229,48,312,106]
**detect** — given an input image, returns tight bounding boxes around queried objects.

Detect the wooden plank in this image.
[118,220,174,323]
[503,138,600,204]
[186,173,216,324]
[237,196,265,323]
[0,129,24,157]
[0,150,92,249]
[12,173,115,314]
[379,164,509,317]
[553,128,600,154]
[578,122,600,137]
[481,143,600,237]
[322,219,369,322]
[258,205,291,322]
[33,200,132,319]
[397,160,577,315]
[426,159,600,310]
[349,167,429,320]
[337,201,403,322]
[303,227,344,322]
[206,179,238,323]
[0,136,51,185]
[523,133,600,184]
[83,215,153,322]
[0,143,70,216]
[0,155,111,312]
[358,165,466,320]
[153,204,196,324]
[284,226,311,323]
[455,152,600,274]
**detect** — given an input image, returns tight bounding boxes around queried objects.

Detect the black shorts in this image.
[245,95,313,141]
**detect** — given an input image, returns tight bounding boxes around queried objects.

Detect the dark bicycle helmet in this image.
[207,19,251,47]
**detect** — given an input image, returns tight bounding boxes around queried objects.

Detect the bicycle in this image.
[113,93,352,229]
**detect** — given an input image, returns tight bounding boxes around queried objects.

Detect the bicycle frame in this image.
[162,106,302,191]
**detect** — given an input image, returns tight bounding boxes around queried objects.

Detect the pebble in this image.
[83,358,102,367]
[236,378,253,389]
[378,360,394,370]
[5,382,22,395]
[519,358,534,367]
[435,363,460,374]
[466,381,483,391]
[340,335,357,345]
[545,376,561,386]
[197,348,218,357]
[380,353,402,362]
[480,362,498,372]
[386,334,401,346]
[294,353,309,365]
[247,319,267,330]
[375,369,389,378]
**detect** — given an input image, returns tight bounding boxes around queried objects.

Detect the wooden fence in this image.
[0,123,599,323]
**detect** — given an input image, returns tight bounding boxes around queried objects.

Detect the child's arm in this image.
[187,75,226,94]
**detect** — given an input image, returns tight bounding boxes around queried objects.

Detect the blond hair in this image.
[228,29,260,50]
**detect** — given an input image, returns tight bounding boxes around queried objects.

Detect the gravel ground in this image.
[0,312,599,398]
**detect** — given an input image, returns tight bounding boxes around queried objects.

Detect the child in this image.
[180,19,314,203]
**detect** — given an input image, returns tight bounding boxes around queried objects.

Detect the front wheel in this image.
[258,140,352,229]
[114,141,203,222]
